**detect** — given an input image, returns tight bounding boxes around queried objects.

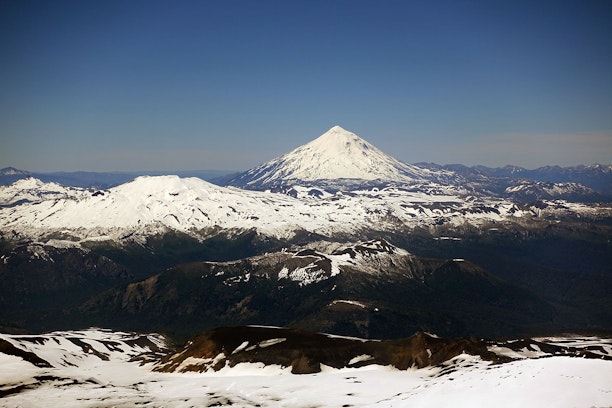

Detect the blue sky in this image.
[1,0,611,171]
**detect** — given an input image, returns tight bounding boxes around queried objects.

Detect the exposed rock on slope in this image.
[155,326,612,375]
[155,326,502,374]
[79,239,555,341]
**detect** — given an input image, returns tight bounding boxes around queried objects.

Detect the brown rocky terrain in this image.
[155,326,511,374]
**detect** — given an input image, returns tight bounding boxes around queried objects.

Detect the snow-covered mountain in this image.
[226,126,458,189]
[504,180,603,202]
[0,167,30,176]
[5,175,599,246]
[0,177,88,207]
[0,167,33,188]
[223,126,609,201]
[417,162,612,197]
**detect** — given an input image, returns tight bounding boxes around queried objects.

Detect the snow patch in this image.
[329,300,367,309]
[231,341,249,355]
[348,354,374,365]
[257,338,287,348]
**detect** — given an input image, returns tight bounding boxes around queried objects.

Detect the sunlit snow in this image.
[1,173,607,247]
[1,329,611,407]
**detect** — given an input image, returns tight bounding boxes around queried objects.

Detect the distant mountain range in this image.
[416,162,612,196]
[0,167,233,189]
[2,126,610,196]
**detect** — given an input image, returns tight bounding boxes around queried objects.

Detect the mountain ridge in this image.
[5,175,606,246]
[3,161,610,197]
[74,238,560,340]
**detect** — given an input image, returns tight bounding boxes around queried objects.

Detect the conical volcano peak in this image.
[226,126,441,188]
[305,126,374,157]
[318,125,360,141]
[326,125,353,135]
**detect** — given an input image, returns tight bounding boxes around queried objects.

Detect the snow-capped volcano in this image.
[226,126,453,189]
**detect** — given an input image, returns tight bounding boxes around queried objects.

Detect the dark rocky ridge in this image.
[156,326,506,374]
[156,326,612,375]
[75,239,557,342]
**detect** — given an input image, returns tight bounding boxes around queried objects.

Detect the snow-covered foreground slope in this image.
[1,175,604,245]
[1,329,611,407]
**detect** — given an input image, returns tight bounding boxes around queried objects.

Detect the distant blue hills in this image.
[0,167,236,189]
[1,163,610,196]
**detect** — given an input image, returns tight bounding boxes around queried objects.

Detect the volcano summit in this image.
[226,126,456,189]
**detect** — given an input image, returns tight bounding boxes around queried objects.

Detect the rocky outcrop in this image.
[155,326,506,374]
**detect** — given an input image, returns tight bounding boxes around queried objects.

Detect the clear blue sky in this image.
[1,0,611,171]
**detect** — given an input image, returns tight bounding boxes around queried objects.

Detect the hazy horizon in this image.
[3,155,610,175]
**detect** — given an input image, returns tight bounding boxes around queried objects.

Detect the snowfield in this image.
[1,329,611,407]
[1,174,603,246]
